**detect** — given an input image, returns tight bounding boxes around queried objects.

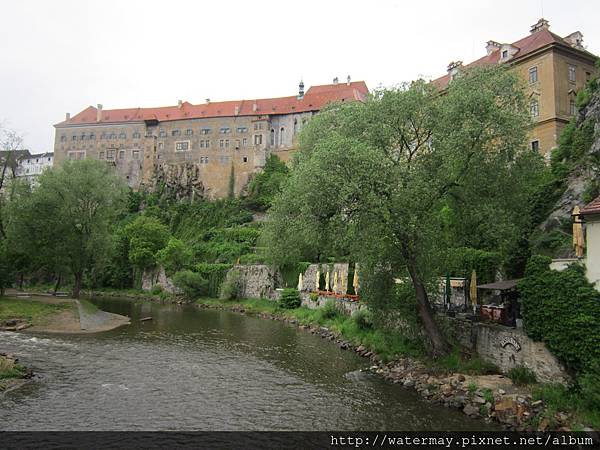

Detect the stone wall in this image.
[447,316,570,384]
[229,264,282,300]
[301,263,351,294]
[300,292,363,315]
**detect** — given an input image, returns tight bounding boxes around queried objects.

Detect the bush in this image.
[507,366,537,386]
[150,284,163,295]
[195,263,232,298]
[172,270,208,300]
[156,237,192,275]
[309,292,319,302]
[279,288,301,309]
[352,308,373,330]
[320,299,339,320]
[518,256,600,373]
[220,269,242,300]
[579,365,600,411]
[446,247,501,284]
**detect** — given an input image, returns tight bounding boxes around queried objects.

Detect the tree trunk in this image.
[53,273,62,295]
[406,263,450,358]
[72,272,82,299]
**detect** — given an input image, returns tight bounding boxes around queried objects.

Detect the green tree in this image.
[124,215,170,272]
[263,66,539,356]
[156,237,192,275]
[244,154,289,211]
[10,160,127,298]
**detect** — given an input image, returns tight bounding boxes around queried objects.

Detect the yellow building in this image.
[53,80,368,198]
[433,18,597,158]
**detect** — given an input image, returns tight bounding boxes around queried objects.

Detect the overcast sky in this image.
[1,0,598,153]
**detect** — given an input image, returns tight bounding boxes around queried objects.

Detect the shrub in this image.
[150,284,163,295]
[352,308,373,330]
[195,263,232,298]
[309,292,319,302]
[156,237,192,275]
[507,366,537,386]
[220,269,242,300]
[279,288,301,309]
[446,247,501,284]
[320,299,339,320]
[518,256,600,374]
[172,270,208,300]
[579,365,600,411]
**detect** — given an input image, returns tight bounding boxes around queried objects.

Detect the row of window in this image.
[62,131,143,142]
[528,64,592,85]
[199,155,249,164]
[529,98,577,118]
[157,126,250,138]
[158,137,261,151]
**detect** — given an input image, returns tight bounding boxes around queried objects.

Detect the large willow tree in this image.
[263,66,543,356]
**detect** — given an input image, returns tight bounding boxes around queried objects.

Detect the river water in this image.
[0,298,497,431]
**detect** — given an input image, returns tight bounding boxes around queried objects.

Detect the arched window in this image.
[293,118,298,135]
[270,129,275,146]
[279,127,284,146]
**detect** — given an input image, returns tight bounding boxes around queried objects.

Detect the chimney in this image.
[530,18,550,34]
[96,104,103,122]
[252,102,258,112]
[234,105,240,115]
[298,79,305,99]
[564,31,584,49]
[65,112,70,121]
[346,75,351,86]
[333,77,339,84]
[447,61,463,80]
[177,100,183,109]
[206,98,210,104]
[486,40,501,55]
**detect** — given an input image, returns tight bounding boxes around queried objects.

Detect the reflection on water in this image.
[0,298,498,431]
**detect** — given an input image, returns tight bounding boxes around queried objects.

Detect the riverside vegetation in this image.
[1,64,599,429]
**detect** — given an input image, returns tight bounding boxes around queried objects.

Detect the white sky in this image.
[1,0,598,153]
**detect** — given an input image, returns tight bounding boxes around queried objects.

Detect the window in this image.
[119,132,126,139]
[236,127,248,133]
[570,99,577,116]
[219,139,224,148]
[293,118,298,135]
[159,129,166,137]
[200,156,209,164]
[80,134,87,141]
[235,139,240,149]
[89,133,95,140]
[568,65,576,82]
[586,72,592,82]
[201,128,211,135]
[158,142,164,150]
[531,140,540,152]
[172,129,181,137]
[100,132,107,140]
[175,141,190,151]
[242,156,248,163]
[530,99,539,118]
[107,149,116,160]
[72,135,77,141]
[501,50,508,59]
[146,127,155,137]
[68,150,85,160]
[47,157,51,162]
[220,127,231,134]
[99,151,105,159]
[242,137,247,147]
[205,139,210,148]
[270,129,275,145]
[133,131,141,139]
[528,66,538,83]
[119,150,125,159]
[254,134,263,145]
[225,139,229,148]
[60,135,66,142]
[185,129,193,136]
[132,150,140,159]
[279,127,284,146]
[110,132,117,139]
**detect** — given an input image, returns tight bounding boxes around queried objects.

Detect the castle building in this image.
[432,18,597,158]
[53,80,368,198]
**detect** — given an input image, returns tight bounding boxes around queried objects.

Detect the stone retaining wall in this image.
[141,267,179,294]
[230,264,282,300]
[300,292,363,315]
[447,316,570,384]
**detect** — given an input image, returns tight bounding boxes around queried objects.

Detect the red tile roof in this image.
[431,29,595,91]
[56,81,369,127]
[580,196,600,216]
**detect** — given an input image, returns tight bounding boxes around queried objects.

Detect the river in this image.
[0,297,497,430]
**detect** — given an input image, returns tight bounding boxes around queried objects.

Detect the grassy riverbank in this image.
[0,297,71,327]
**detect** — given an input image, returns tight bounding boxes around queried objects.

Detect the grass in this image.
[0,297,70,326]
[532,383,600,430]
[428,347,499,375]
[0,355,27,381]
[507,366,538,386]
[78,299,99,314]
[196,297,425,362]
